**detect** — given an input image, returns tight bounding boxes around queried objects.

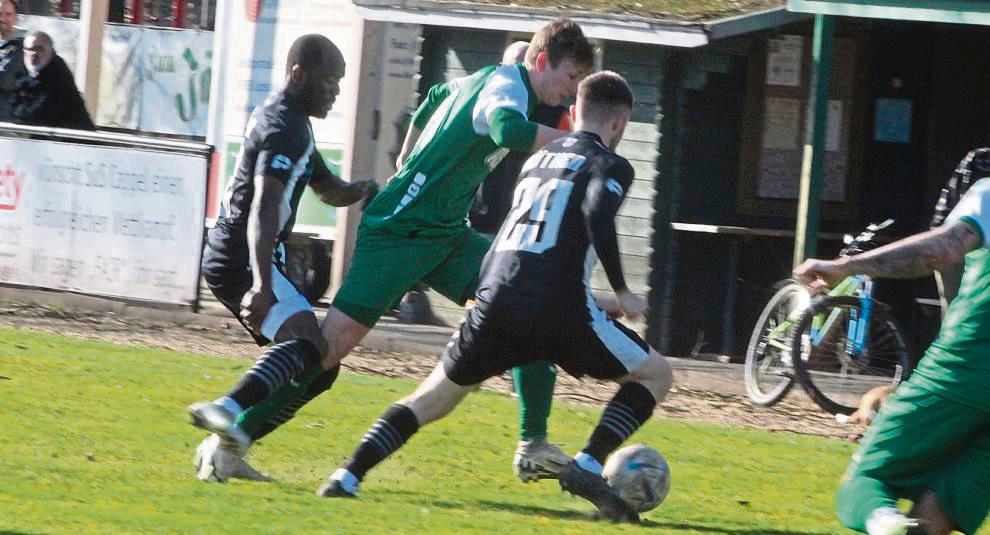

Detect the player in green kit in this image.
[794,181,990,535]
[190,17,594,483]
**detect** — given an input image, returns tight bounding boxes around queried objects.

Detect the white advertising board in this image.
[0,138,207,305]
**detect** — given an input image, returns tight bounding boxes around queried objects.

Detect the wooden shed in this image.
[352,1,811,355]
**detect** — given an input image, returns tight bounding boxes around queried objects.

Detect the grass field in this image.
[0,326,977,534]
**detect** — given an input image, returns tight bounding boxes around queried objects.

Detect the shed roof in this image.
[360,0,786,22]
[353,0,806,47]
[789,0,990,25]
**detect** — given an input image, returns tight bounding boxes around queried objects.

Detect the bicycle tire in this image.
[790,296,913,415]
[744,281,809,406]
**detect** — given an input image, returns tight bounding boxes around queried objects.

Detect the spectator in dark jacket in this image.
[10,30,95,130]
[0,0,26,121]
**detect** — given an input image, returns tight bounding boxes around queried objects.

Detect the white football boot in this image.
[513,439,572,482]
[187,401,251,457]
[316,468,359,498]
[865,507,920,535]
[193,434,272,483]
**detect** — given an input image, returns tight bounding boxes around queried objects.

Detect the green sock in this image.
[512,360,557,442]
[235,367,325,436]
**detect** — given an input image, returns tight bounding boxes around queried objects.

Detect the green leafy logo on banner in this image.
[175,48,212,123]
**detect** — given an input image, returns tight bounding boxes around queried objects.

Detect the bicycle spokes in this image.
[745,282,809,406]
[792,297,911,414]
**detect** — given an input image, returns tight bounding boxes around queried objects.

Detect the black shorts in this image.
[201,226,313,346]
[442,291,650,386]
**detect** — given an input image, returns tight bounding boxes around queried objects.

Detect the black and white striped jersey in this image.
[479,131,634,305]
[215,90,332,244]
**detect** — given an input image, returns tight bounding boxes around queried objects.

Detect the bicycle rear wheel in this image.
[790,296,912,415]
[744,282,809,406]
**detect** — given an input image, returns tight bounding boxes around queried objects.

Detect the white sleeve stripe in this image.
[472,64,530,136]
[277,134,314,234]
[946,178,990,249]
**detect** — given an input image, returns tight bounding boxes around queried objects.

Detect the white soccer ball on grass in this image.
[602,444,671,513]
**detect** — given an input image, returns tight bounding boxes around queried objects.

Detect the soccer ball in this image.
[602,444,671,513]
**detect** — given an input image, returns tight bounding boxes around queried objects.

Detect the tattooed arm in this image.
[793,221,981,288]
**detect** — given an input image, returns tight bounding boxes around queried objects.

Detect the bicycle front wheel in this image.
[790,296,912,415]
[744,282,809,406]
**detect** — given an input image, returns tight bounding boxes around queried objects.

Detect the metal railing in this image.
[0,122,213,155]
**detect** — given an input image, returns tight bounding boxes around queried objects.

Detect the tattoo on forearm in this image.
[845,224,978,279]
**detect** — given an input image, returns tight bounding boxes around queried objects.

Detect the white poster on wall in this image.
[0,138,207,305]
[139,29,214,135]
[762,97,801,150]
[826,100,843,152]
[766,35,803,87]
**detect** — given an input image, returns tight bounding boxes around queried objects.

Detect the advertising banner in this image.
[19,16,213,136]
[98,24,142,129]
[0,138,207,305]
[139,29,214,135]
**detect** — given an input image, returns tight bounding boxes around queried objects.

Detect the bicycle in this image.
[744,220,914,414]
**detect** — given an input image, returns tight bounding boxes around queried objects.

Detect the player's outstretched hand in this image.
[616,289,648,321]
[240,288,276,334]
[336,179,378,208]
[358,180,380,209]
[594,294,623,319]
[792,258,848,291]
[839,385,895,426]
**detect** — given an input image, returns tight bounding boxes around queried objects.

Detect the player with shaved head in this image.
[187,34,378,482]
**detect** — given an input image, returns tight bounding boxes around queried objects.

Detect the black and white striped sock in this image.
[582,382,657,464]
[344,404,420,481]
[228,338,322,410]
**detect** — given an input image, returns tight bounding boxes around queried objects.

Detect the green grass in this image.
[0,327,936,534]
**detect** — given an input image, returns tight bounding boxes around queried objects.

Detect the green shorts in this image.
[332,225,491,328]
[844,380,990,533]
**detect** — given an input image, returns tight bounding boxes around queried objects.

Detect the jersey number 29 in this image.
[495,177,573,254]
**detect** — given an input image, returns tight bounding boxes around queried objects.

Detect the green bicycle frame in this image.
[764,274,869,354]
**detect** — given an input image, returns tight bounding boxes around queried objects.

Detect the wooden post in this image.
[78,0,109,119]
[652,52,686,355]
[793,14,835,268]
[330,18,378,296]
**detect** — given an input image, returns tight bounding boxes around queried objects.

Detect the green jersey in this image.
[913,177,990,410]
[362,63,539,238]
